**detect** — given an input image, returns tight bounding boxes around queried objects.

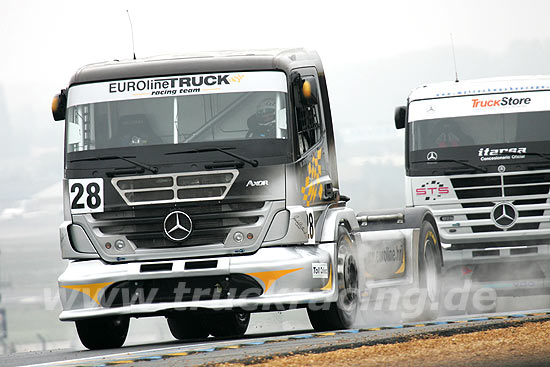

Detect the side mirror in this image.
[291,72,319,107]
[394,105,406,129]
[52,89,67,121]
[301,76,319,106]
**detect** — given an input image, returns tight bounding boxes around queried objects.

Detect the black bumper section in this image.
[101,274,263,308]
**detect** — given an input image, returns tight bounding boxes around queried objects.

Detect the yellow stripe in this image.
[317,332,336,336]
[166,352,189,356]
[61,282,113,305]
[394,247,406,274]
[246,268,303,292]
[320,267,332,291]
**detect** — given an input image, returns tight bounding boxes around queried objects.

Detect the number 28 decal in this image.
[68,178,104,214]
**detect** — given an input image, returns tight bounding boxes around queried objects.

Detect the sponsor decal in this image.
[312,263,329,279]
[67,71,288,108]
[108,74,241,96]
[376,247,403,263]
[246,179,269,187]
[415,180,450,201]
[472,97,531,108]
[408,91,550,122]
[365,246,404,266]
[291,215,308,237]
[301,148,324,207]
[478,147,526,161]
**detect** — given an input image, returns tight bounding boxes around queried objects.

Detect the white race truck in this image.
[395,76,550,311]
[52,49,442,349]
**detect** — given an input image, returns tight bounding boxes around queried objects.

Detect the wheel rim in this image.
[337,237,358,314]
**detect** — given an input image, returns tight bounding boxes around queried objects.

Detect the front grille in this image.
[451,174,550,201]
[446,171,550,234]
[471,223,540,233]
[111,170,238,206]
[90,201,265,249]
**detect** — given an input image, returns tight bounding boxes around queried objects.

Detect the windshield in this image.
[66,71,288,153]
[407,90,550,174]
[410,111,550,151]
[409,91,550,152]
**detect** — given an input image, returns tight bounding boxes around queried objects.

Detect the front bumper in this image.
[58,244,336,321]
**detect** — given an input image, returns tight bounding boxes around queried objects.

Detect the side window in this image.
[292,71,323,156]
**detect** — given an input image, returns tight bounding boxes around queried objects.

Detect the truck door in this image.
[288,68,336,231]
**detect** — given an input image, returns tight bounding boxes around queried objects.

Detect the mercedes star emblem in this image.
[491,202,518,229]
[498,165,506,173]
[163,211,193,241]
[427,151,438,161]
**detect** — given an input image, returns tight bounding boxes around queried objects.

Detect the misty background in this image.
[1,0,550,351]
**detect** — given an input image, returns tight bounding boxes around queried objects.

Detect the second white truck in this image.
[395,76,550,311]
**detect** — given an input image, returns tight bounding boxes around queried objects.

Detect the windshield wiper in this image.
[520,152,550,170]
[70,155,158,174]
[412,159,488,174]
[521,152,550,161]
[166,147,259,167]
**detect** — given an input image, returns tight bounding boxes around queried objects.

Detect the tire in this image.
[416,220,442,321]
[75,316,129,350]
[308,225,359,331]
[204,311,250,338]
[167,312,209,340]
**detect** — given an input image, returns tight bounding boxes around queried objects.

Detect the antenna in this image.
[450,33,459,82]
[126,10,136,60]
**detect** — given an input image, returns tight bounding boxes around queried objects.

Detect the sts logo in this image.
[415,181,450,201]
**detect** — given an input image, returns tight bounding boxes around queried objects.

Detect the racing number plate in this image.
[68,178,104,214]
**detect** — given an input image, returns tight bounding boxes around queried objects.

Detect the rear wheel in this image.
[308,225,359,331]
[75,316,129,350]
[204,311,250,338]
[167,312,209,340]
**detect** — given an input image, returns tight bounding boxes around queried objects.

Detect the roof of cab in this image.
[68,48,323,86]
[408,75,550,102]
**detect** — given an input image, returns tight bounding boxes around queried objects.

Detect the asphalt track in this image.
[3,310,550,367]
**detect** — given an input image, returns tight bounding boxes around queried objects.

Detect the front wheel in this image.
[75,316,129,350]
[308,225,359,331]
[167,312,209,340]
[204,311,250,338]
[416,220,442,321]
